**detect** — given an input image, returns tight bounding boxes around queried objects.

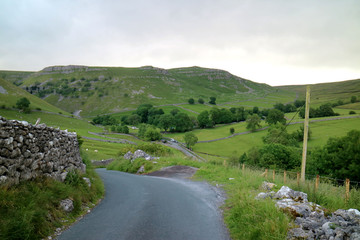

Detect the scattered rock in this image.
[60,199,74,212]
[257,185,360,240]
[124,151,134,160]
[123,150,159,162]
[83,177,91,187]
[136,165,145,174]
[261,181,276,191]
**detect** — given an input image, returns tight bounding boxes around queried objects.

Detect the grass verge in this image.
[0,151,104,240]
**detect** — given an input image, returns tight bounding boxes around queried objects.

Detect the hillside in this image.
[5,65,274,117]
[0,78,70,114]
[277,79,360,106]
[0,70,35,86]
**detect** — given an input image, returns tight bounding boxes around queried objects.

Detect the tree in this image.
[262,123,298,147]
[246,114,261,132]
[127,114,141,125]
[308,130,360,181]
[135,104,153,123]
[197,111,213,128]
[274,103,285,112]
[294,100,305,108]
[16,97,30,112]
[144,127,162,141]
[209,96,216,105]
[174,113,193,132]
[266,109,286,125]
[170,108,180,116]
[183,132,198,150]
[188,98,195,104]
[158,114,175,131]
[210,107,221,124]
[351,96,357,103]
[198,98,204,104]
[230,127,235,134]
[252,106,259,114]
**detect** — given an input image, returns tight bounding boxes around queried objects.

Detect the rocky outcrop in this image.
[0,116,85,186]
[256,185,360,239]
[123,150,159,162]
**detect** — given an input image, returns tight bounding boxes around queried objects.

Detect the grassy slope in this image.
[0,78,70,114]
[277,78,360,106]
[15,65,275,116]
[0,70,34,85]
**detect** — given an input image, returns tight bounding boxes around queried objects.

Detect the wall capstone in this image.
[0,116,86,186]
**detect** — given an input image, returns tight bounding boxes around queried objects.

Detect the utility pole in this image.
[301,86,311,183]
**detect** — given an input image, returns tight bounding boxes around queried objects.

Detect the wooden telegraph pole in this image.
[301,86,311,183]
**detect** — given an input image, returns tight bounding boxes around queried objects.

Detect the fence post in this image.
[272,170,275,182]
[345,178,350,202]
[297,172,300,186]
[242,164,245,174]
[315,175,320,192]
[265,169,268,178]
[284,170,287,184]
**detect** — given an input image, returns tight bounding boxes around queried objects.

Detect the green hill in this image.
[0,78,69,114]
[277,79,360,106]
[0,70,35,86]
[7,65,274,117]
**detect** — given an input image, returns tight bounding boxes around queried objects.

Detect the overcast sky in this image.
[0,0,359,86]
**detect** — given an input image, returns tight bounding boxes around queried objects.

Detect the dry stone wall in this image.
[0,116,86,186]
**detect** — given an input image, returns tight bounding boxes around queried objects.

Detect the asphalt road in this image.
[57,168,230,240]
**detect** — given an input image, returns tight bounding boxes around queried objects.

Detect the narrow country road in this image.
[57,168,230,240]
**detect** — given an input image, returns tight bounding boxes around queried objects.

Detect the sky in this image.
[0,0,359,86]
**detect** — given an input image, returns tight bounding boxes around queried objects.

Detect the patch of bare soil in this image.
[147,165,198,179]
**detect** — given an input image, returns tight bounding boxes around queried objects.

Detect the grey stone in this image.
[60,199,74,212]
[124,151,133,160]
[83,177,91,187]
[261,181,276,191]
[136,165,145,174]
[255,191,275,200]
[274,186,308,202]
[287,228,309,239]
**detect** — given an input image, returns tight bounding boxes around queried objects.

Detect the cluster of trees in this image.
[138,124,162,141]
[238,123,311,170]
[299,103,339,118]
[187,97,216,105]
[121,104,195,133]
[307,130,360,182]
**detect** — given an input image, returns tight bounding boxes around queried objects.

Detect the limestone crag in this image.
[0,116,85,186]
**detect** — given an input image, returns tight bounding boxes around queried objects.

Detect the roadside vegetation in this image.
[0,151,104,240]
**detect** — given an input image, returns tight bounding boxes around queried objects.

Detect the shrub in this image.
[349,111,356,115]
[198,98,204,104]
[230,127,235,134]
[118,143,172,157]
[188,98,195,104]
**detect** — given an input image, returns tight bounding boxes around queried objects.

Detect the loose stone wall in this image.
[0,116,86,186]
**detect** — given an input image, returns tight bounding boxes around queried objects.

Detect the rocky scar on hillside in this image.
[0,116,85,186]
[256,184,360,240]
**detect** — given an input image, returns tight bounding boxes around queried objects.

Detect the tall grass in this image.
[0,151,104,240]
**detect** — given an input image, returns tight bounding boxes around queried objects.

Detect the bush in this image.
[188,98,195,104]
[16,97,30,112]
[349,111,356,115]
[198,98,204,104]
[230,127,235,134]
[118,143,172,157]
